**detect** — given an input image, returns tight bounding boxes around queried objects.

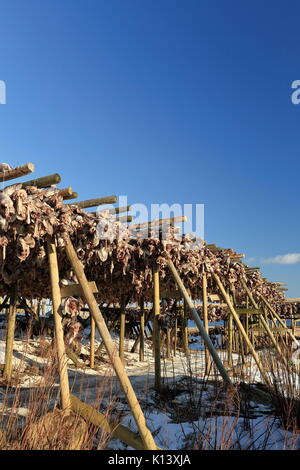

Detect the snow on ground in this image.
[0,332,299,450]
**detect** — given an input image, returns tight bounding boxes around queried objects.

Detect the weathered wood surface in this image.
[167,259,232,387]
[3,286,17,381]
[70,395,159,450]
[60,281,98,298]
[58,187,73,198]
[63,191,78,200]
[0,162,35,182]
[115,215,133,223]
[130,215,187,231]
[47,239,71,411]
[213,272,271,387]
[22,173,61,188]
[64,237,157,450]
[153,265,161,392]
[68,196,117,209]
[236,308,263,315]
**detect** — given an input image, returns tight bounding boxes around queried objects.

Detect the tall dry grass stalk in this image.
[0,335,124,450]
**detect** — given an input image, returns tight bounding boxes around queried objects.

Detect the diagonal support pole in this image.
[64,237,157,450]
[213,273,271,387]
[202,273,211,375]
[153,264,161,392]
[258,293,299,345]
[3,285,17,381]
[240,279,288,366]
[47,239,71,411]
[166,259,232,387]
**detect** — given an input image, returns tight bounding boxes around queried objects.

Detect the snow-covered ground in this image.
[0,330,299,450]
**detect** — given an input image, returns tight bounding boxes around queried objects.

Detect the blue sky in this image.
[0,0,300,295]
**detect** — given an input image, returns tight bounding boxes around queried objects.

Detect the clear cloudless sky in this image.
[0,0,300,295]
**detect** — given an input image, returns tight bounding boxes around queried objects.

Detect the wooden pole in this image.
[47,239,71,412]
[68,196,117,209]
[108,205,131,215]
[130,215,187,232]
[258,294,299,344]
[58,187,73,198]
[22,173,61,188]
[245,297,249,355]
[213,273,271,386]
[70,395,159,450]
[64,238,157,450]
[139,298,145,362]
[173,314,178,357]
[119,298,126,364]
[202,273,211,375]
[240,279,289,364]
[182,301,189,356]
[63,191,78,201]
[90,316,95,368]
[3,285,18,381]
[166,259,232,387]
[228,313,233,367]
[130,309,152,353]
[166,328,171,360]
[0,162,35,182]
[153,265,161,392]
[115,215,133,223]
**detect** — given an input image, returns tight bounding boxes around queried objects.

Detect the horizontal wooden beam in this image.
[58,187,73,198]
[63,191,78,200]
[207,294,221,302]
[91,205,132,217]
[116,215,133,223]
[22,173,61,188]
[283,298,300,303]
[0,162,35,182]
[108,205,131,215]
[205,244,220,252]
[129,216,187,231]
[131,226,182,238]
[70,394,149,450]
[68,196,117,209]
[251,327,290,333]
[60,281,98,298]
[236,308,263,315]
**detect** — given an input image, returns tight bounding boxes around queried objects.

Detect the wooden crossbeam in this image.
[132,226,182,238]
[236,308,263,315]
[91,205,132,217]
[283,298,300,303]
[70,395,152,450]
[0,162,35,182]
[207,294,221,302]
[60,281,98,298]
[67,196,117,209]
[63,191,78,200]
[205,244,244,258]
[205,244,220,252]
[115,215,133,223]
[129,216,187,231]
[108,205,131,215]
[58,187,73,198]
[251,327,290,333]
[22,173,61,188]
[64,237,157,450]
